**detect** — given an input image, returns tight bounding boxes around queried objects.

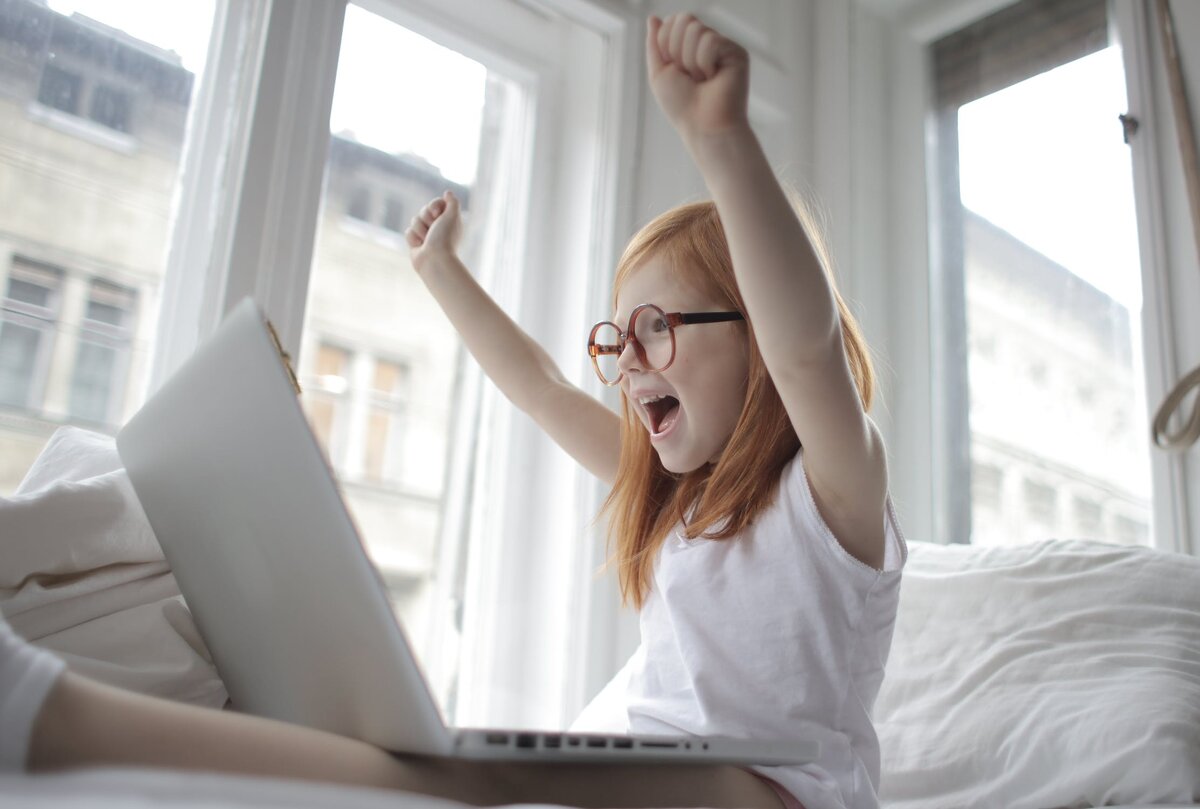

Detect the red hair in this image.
[601,199,875,609]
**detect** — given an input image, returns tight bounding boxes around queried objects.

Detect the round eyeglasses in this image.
[586,303,745,386]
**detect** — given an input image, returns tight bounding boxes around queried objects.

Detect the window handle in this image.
[1118,113,1139,145]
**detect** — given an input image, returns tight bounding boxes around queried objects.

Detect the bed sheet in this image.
[1,768,1197,809]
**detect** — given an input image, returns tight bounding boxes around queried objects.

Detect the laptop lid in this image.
[117,298,453,756]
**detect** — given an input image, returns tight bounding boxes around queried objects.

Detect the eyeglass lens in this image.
[592,306,674,384]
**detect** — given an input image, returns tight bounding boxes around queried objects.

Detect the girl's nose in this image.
[616,339,643,375]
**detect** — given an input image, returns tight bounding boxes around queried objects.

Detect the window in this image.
[382,196,405,233]
[931,0,1154,547]
[305,343,351,455]
[6,0,627,731]
[300,2,516,718]
[302,343,409,486]
[37,63,82,114]
[68,280,137,425]
[1073,496,1102,537]
[363,358,409,483]
[0,0,217,493]
[347,185,372,222]
[0,260,63,411]
[1024,480,1058,532]
[88,84,132,133]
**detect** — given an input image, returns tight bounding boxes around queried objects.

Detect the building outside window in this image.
[2,0,620,731]
[68,279,137,425]
[36,63,82,114]
[0,259,63,412]
[0,0,215,489]
[931,0,1154,547]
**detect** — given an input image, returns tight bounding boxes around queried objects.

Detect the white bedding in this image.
[0,428,226,708]
[3,429,1199,808]
[876,539,1200,808]
[0,768,1195,809]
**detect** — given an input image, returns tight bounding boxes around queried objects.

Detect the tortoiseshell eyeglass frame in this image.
[586,302,745,386]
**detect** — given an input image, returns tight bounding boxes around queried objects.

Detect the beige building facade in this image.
[0,2,476,649]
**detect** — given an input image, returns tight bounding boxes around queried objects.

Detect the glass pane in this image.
[299,2,525,721]
[956,45,1153,547]
[0,323,42,408]
[0,0,216,493]
[69,340,117,423]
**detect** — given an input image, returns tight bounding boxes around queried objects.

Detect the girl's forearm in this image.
[415,252,570,419]
[685,125,842,361]
[29,672,415,789]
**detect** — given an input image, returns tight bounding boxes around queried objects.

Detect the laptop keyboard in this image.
[478,731,705,752]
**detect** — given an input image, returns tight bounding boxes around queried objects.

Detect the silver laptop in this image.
[116,297,818,766]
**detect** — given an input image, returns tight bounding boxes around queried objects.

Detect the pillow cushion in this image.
[876,539,1200,808]
[1,427,227,708]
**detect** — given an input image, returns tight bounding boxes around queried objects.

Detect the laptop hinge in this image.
[264,317,302,395]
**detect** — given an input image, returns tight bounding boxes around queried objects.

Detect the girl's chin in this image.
[653,447,709,475]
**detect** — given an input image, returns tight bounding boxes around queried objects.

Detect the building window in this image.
[1073,496,1103,537]
[1024,479,1058,532]
[363,357,408,482]
[68,280,137,425]
[89,85,133,133]
[0,259,63,412]
[347,185,372,221]
[382,196,406,233]
[303,343,411,486]
[305,342,351,456]
[971,462,1003,512]
[37,64,83,115]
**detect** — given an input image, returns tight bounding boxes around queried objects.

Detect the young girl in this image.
[406,12,906,809]
[5,13,903,809]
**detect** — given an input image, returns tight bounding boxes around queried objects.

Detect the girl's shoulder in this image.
[775,447,908,579]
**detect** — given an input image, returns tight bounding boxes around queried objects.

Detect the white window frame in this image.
[149,0,642,727]
[866,0,1194,555]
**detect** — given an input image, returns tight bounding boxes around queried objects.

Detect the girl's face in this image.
[614,255,750,473]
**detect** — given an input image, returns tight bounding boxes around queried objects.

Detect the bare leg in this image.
[30,672,783,808]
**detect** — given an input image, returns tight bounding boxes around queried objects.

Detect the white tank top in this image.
[622,451,907,809]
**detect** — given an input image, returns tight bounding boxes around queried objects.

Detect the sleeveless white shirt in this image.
[621,451,907,809]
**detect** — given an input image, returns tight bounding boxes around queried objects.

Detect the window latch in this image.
[1119,113,1139,144]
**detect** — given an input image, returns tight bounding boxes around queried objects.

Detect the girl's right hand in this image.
[406,190,462,272]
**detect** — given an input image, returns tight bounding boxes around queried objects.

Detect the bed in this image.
[2,427,1198,808]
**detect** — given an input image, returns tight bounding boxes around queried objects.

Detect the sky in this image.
[958,46,1143,308]
[46,0,487,185]
[45,3,1143,302]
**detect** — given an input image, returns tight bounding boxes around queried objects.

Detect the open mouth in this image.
[643,395,681,436]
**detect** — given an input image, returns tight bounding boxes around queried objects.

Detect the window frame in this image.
[151,0,642,727]
[873,0,1192,555]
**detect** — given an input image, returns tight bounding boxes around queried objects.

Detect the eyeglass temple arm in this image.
[677,312,744,325]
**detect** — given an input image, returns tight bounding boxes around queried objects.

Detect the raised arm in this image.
[646,14,888,568]
[406,192,619,486]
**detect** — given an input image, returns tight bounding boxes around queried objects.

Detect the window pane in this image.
[0,322,42,408]
[299,3,526,722]
[953,40,1153,546]
[0,0,216,494]
[37,64,82,114]
[69,340,117,423]
[88,84,132,133]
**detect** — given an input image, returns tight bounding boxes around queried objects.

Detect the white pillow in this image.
[1,427,227,708]
[876,539,1200,809]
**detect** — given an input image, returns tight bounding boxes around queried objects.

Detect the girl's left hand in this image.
[646,13,749,142]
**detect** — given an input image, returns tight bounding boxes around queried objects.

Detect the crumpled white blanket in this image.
[0,427,227,708]
[876,538,1200,809]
